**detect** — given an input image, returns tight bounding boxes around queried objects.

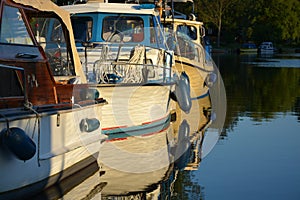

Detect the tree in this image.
[272,0,300,44]
[195,0,237,47]
[231,0,300,44]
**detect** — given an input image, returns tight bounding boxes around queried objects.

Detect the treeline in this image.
[53,0,300,46]
[175,0,300,46]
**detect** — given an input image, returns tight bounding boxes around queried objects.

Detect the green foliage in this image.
[179,0,300,45]
[53,0,300,45]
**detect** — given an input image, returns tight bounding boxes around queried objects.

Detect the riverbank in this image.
[211,44,300,54]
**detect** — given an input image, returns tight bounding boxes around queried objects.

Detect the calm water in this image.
[30,52,300,200]
[194,53,300,200]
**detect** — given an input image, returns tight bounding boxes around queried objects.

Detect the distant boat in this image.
[258,42,277,53]
[0,0,106,198]
[239,43,258,53]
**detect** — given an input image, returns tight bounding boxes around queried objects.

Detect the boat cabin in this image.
[162,17,210,65]
[163,17,205,45]
[0,0,93,109]
[62,2,165,48]
[61,1,174,84]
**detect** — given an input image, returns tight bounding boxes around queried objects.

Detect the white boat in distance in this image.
[258,41,277,54]
[0,0,107,198]
[61,1,191,140]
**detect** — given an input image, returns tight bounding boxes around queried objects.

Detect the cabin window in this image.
[0,5,33,45]
[102,16,144,43]
[177,25,197,41]
[71,16,93,42]
[29,17,75,76]
[0,65,23,97]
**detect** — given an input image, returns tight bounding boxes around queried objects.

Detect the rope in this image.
[122,45,145,83]
[94,45,146,84]
[93,45,109,83]
[0,113,10,136]
[24,102,41,167]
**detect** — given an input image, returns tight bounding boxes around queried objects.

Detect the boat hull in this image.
[239,49,258,53]
[0,104,105,197]
[172,58,211,133]
[93,84,173,139]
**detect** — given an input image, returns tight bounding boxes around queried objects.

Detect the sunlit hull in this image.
[172,56,212,132]
[0,104,105,198]
[94,84,173,140]
[75,44,176,139]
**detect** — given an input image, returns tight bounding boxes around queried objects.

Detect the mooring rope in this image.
[0,113,10,136]
[24,102,41,167]
[122,45,145,83]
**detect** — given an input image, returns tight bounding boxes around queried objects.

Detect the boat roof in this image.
[11,0,86,82]
[163,18,203,26]
[62,2,159,16]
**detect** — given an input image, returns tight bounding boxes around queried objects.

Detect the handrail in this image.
[80,43,174,84]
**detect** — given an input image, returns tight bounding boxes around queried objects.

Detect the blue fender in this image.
[80,118,100,132]
[1,127,36,161]
[174,72,192,114]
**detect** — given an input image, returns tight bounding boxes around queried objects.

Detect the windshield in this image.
[177,24,198,41]
[102,16,144,43]
[71,14,166,49]
[28,16,75,76]
[0,5,34,45]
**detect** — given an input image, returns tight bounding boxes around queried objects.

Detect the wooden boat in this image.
[0,0,107,198]
[162,14,217,132]
[60,1,191,139]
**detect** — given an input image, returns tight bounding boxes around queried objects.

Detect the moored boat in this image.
[239,42,258,54]
[258,41,277,54]
[0,0,107,198]
[60,1,191,139]
[161,8,217,132]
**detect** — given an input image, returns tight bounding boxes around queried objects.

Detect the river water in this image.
[30,52,300,200]
[194,53,300,200]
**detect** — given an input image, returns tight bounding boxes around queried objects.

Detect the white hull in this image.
[0,104,106,196]
[172,56,212,132]
[77,45,175,135]
[96,84,173,131]
[258,42,276,54]
[259,49,275,53]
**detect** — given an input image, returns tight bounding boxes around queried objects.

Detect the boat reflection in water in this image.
[98,91,213,199]
[30,92,214,199]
